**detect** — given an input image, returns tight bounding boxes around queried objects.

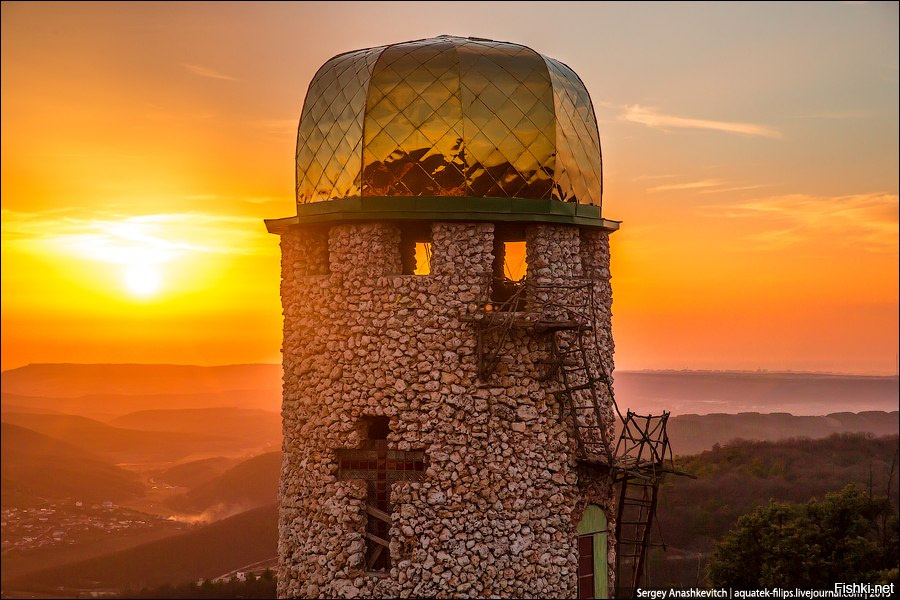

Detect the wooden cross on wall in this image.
[336,437,425,572]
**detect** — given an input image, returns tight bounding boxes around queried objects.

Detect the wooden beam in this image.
[365,504,391,524]
[364,532,390,548]
[366,545,383,569]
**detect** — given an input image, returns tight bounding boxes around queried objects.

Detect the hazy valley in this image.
[1,363,897,596]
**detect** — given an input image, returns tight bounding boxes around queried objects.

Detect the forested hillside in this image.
[649,433,899,588]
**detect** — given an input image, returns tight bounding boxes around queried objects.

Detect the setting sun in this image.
[124,264,161,297]
[1,2,896,374]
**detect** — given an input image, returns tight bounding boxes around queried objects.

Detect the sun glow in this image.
[124,264,161,297]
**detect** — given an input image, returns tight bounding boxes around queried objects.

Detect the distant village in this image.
[1,500,185,554]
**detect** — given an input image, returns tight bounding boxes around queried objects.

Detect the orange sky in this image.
[2,2,898,374]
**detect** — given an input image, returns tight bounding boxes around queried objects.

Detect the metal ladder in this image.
[548,323,616,466]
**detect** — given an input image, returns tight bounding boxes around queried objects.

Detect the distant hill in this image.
[667,410,899,456]
[615,370,898,415]
[167,452,281,515]
[0,413,231,463]
[1,423,143,506]
[3,364,896,418]
[0,363,281,398]
[0,403,61,415]
[110,408,281,449]
[1,389,281,418]
[153,457,243,489]
[5,504,278,593]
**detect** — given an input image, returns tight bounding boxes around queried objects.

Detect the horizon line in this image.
[1,362,897,378]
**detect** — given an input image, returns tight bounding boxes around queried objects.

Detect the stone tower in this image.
[266,35,625,599]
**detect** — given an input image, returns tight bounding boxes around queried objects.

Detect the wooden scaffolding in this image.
[475,277,686,597]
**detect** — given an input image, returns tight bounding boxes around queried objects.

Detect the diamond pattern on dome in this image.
[544,57,603,206]
[457,40,555,199]
[293,36,604,210]
[295,46,384,203]
[362,39,466,197]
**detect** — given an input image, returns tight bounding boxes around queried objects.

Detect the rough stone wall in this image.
[578,228,618,463]
[578,228,619,591]
[277,221,616,599]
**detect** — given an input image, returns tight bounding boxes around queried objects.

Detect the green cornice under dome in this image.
[264,197,620,234]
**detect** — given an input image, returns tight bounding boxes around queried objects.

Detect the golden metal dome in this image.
[269,35,614,230]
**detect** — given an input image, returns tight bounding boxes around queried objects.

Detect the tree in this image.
[707,485,898,588]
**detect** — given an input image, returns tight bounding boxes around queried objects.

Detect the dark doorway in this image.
[577,505,609,598]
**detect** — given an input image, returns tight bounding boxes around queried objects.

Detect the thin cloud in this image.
[750,228,807,248]
[1,209,273,263]
[700,192,899,252]
[236,196,286,205]
[253,118,296,135]
[647,179,727,193]
[632,174,677,182]
[792,110,870,120]
[621,105,783,139]
[698,184,768,195]
[183,63,237,81]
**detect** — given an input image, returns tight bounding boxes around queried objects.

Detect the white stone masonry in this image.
[277,221,616,598]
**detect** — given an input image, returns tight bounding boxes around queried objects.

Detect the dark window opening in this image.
[362,415,390,440]
[491,238,527,310]
[399,225,432,275]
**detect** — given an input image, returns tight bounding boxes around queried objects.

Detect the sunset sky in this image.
[2,2,897,374]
